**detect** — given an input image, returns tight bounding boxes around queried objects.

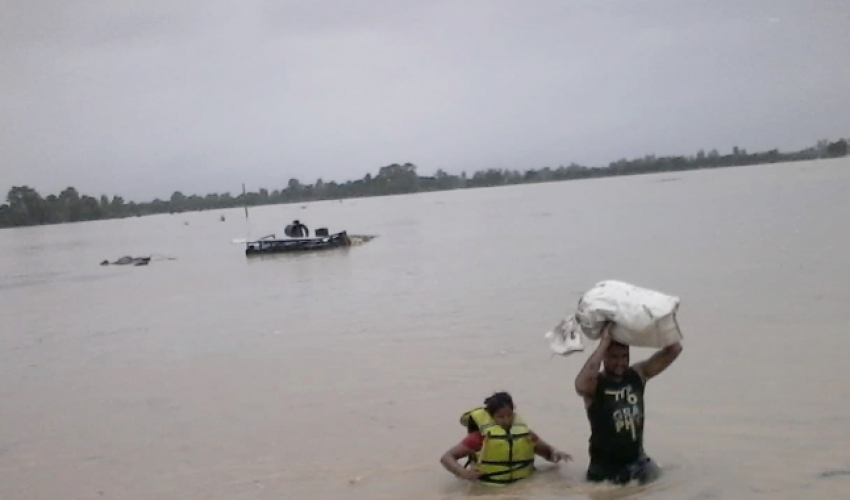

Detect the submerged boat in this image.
[244,229,352,256]
[100,256,152,266]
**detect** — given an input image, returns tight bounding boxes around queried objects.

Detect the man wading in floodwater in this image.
[574,325,683,485]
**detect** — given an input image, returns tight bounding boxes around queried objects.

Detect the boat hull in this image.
[245,231,351,256]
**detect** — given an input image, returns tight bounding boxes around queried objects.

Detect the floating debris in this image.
[100,256,151,266]
[348,234,377,245]
[820,470,850,478]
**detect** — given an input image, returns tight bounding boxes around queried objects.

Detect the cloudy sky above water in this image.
[1,0,849,201]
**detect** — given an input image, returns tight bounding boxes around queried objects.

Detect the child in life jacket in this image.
[440,392,572,485]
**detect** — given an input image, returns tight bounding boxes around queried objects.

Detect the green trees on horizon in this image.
[1,138,847,229]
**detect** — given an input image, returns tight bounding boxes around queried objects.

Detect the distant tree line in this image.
[1,138,847,228]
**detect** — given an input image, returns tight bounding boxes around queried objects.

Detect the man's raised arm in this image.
[575,328,611,404]
[634,342,683,382]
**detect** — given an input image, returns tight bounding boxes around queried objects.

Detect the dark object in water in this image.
[100,256,152,266]
[245,231,351,256]
[820,470,850,478]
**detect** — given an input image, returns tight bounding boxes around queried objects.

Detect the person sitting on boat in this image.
[289,220,309,238]
[440,392,572,486]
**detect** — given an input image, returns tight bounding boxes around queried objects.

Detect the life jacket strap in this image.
[479,458,535,466]
[477,461,535,482]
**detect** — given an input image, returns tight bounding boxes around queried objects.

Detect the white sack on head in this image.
[545,280,683,356]
[544,316,586,355]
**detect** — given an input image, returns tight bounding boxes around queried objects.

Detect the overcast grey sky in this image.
[2,0,849,201]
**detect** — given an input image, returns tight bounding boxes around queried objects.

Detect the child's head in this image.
[484,391,515,428]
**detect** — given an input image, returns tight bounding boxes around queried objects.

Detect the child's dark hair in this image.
[464,392,515,432]
[484,391,514,415]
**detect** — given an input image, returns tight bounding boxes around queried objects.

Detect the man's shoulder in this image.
[626,366,647,386]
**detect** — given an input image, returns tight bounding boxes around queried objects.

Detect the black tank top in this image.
[587,368,645,466]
